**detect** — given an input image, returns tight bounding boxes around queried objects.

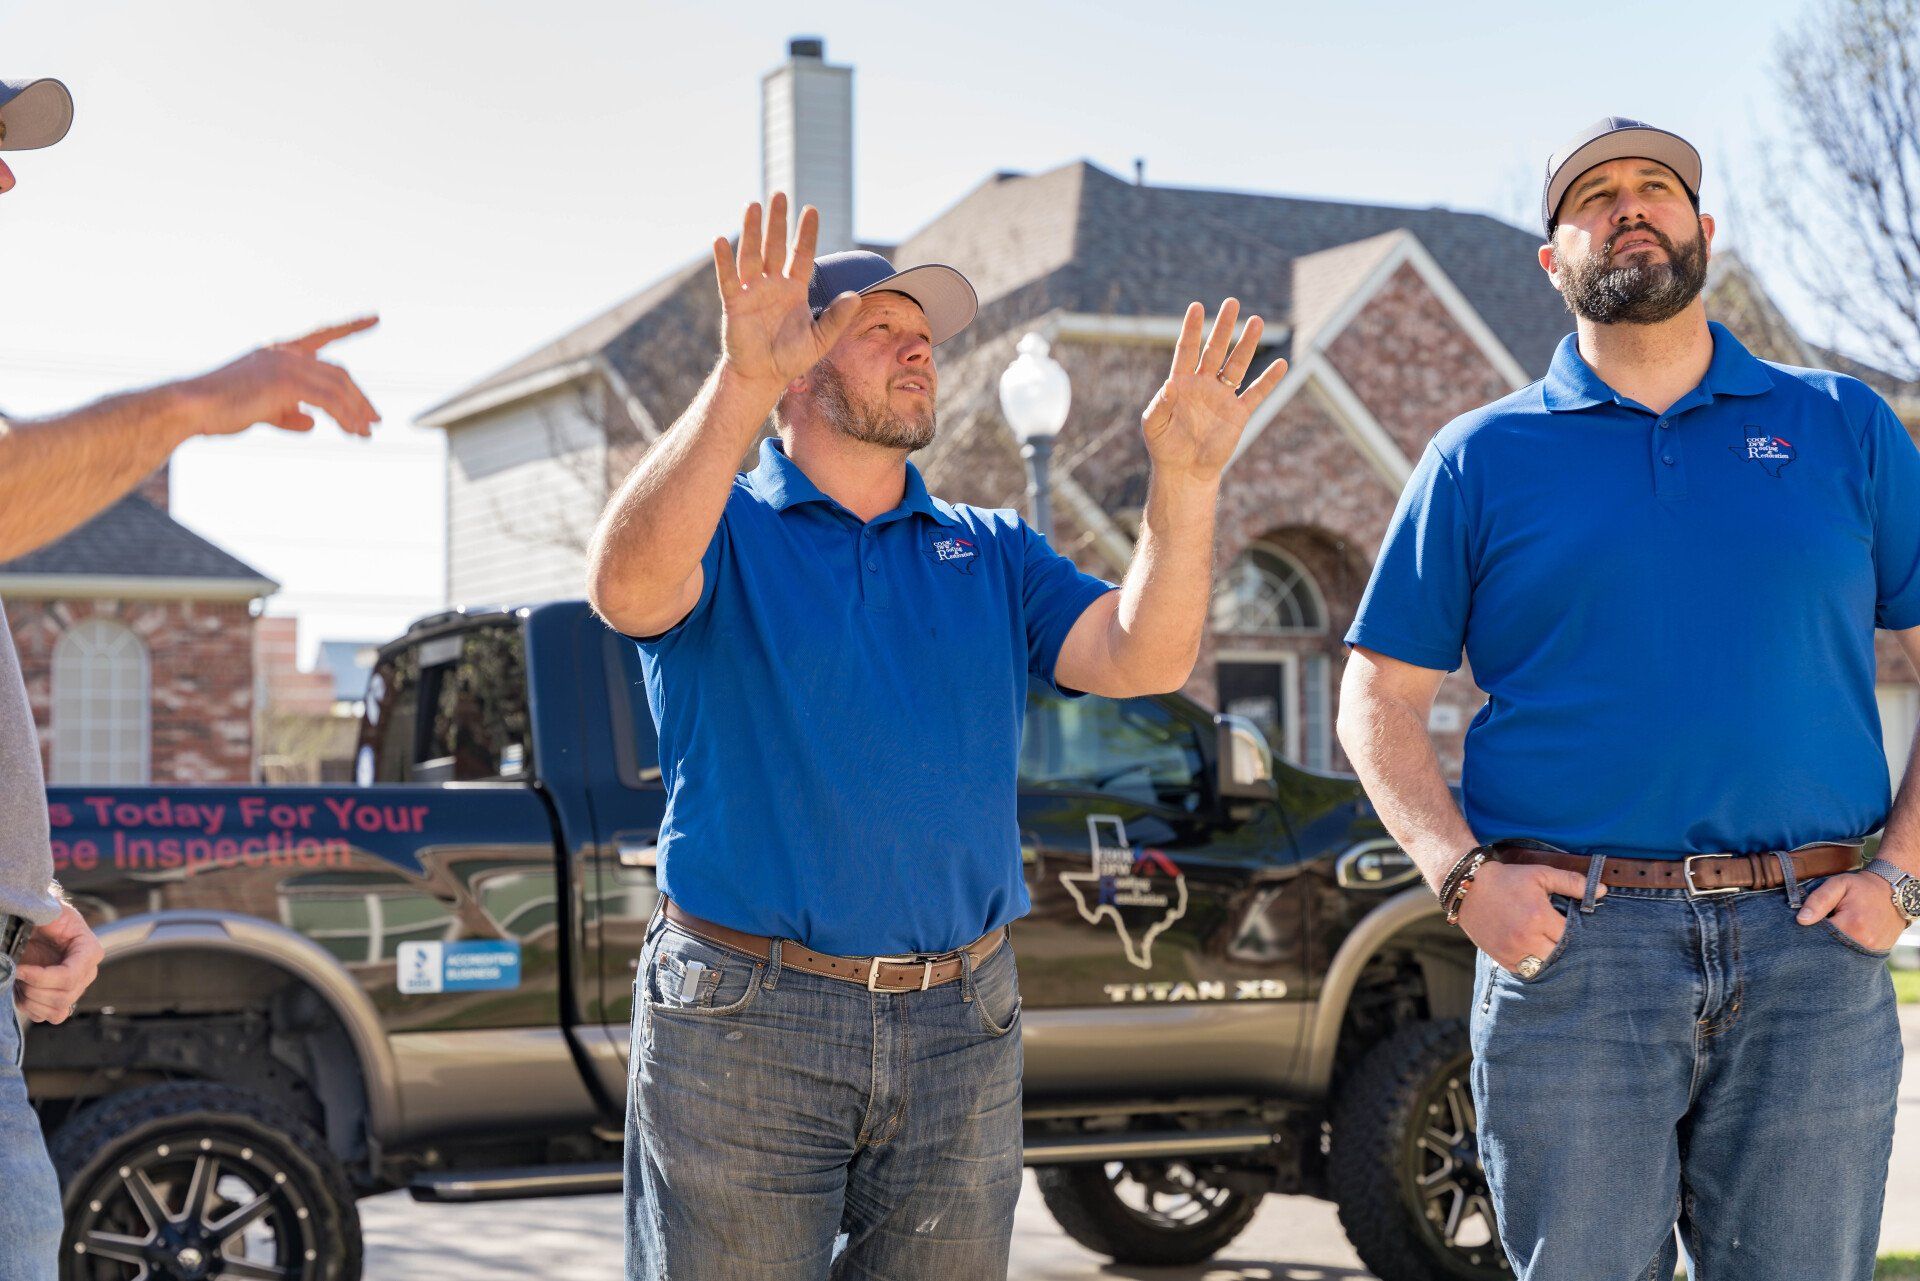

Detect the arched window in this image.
[51,618,150,784]
[1212,544,1326,635]
[1213,542,1332,769]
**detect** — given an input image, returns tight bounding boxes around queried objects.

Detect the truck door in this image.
[580,628,665,1070]
[1014,686,1311,1098]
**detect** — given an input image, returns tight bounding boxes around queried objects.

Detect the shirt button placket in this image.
[1652,417,1686,498]
[862,525,889,610]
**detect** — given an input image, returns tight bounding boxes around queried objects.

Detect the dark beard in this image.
[1558,220,1709,325]
[809,361,936,452]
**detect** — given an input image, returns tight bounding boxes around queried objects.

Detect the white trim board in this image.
[417,358,596,430]
[1228,350,1413,493]
[1305,229,1529,392]
[0,574,278,602]
[1045,313,1290,348]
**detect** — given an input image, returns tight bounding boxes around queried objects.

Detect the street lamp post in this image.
[998,332,1072,542]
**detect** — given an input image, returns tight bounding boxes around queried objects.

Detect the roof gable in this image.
[0,494,275,591]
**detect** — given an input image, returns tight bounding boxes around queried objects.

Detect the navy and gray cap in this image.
[1542,116,1701,237]
[807,250,978,346]
[0,78,73,151]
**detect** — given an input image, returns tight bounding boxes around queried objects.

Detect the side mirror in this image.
[1215,713,1276,800]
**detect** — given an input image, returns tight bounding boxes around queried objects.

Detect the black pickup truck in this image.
[28,599,1494,1281]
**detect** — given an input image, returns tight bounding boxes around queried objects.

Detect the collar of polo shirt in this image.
[1542,321,1774,413]
[746,439,961,526]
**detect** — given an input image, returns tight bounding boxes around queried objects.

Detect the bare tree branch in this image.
[1759,0,1920,379]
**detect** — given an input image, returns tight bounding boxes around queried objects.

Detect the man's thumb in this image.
[1545,868,1601,901]
[814,291,861,343]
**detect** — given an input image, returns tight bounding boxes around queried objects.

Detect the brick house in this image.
[0,463,277,784]
[254,617,380,783]
[421,40,1920,781]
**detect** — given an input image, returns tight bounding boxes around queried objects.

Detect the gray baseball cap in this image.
[807,250,978,346]
[0,78,74,151]
[1542,116,1701,237]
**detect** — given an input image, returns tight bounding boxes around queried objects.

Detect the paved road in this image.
[360,1008,1920,1279]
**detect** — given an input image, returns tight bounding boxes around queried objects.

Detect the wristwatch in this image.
[1864,858,1920,924]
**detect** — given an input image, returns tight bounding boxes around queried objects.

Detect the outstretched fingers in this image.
[712,236,742,300]
[1199,298,1241,375]
[737,200,766,282]
[787,203,821,281]
[1221,314,1266,385]
[1239,354,1290,409]
[285,315,378,357]
[1169,301,1206,377]
[762,192,790,281]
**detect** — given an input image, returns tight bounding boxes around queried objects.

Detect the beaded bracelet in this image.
[1435,847,1481,909]
[1442,848,1493,926]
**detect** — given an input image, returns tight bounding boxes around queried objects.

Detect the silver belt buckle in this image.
[866,954,935,993]
[1683,853,1740,898]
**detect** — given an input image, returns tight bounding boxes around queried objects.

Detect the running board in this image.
[408,1163,623,1202]
[1022,1126,1277,1166]
[406,1131,1277,1200]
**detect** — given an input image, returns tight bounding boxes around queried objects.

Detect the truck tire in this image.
[48,1080,362,1281]
[1329,1018,1509,1280]
[1034,1158,1260,1267]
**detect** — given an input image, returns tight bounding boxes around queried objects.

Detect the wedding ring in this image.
[1215,370,1237,386]
[1515,955,1544,979]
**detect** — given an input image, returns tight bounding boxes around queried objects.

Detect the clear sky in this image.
[0,0,1811,665]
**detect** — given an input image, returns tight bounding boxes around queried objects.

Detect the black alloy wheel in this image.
[1035,1156,1261,1266]
[50,1082,361,1281]
[1330,1019,1510,1280]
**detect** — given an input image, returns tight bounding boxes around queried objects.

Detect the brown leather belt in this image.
[662,899,1006,993]
[1492,842,1861,896]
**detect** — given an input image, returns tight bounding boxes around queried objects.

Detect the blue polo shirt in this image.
[1347,322,1920,858]
[629,439,1116,954]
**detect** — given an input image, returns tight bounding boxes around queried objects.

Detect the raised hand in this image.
[1140,299,1289,482]
[188,315,383,438]
[713,193,860,389]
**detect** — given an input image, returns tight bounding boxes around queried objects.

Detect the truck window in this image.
[604,631,662,787]
[358,624,533,784]
[1019,686,1206,812]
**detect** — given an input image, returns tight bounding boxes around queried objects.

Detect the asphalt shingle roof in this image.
[424,160,1583,425]
[0,494,274,586]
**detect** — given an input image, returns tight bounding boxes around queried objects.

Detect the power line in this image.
[0,353,469,396]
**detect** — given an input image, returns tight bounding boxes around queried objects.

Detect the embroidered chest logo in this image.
[1730,428,1796,477]
[925,533,978,575]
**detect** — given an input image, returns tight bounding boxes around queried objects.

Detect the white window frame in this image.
[50,617,151,785]
[1212,542,1329,637]
[1878,683,1920,793]
[1216,649,1302,764]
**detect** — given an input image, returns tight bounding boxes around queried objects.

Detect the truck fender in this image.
[1297,886,1453,1097]
[93,910,402,1144]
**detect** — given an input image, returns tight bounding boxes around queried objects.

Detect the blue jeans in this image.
[1470,867,1903,1281]
[0,959,62,1281]
[624,909,1024,1280]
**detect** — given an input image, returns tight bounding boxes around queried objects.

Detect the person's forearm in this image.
[586,361,782,617]
[1337,690,1480,892]
[1875,720,1920,878]
[0,382,201,563]
[1100,471,1220,692]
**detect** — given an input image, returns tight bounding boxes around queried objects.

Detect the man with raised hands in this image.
[588,193,1287,1279]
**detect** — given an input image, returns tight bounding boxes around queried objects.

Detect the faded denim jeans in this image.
[624,907,1024,1280]
[1471,863,1903,1281]
[0,957,63,1281]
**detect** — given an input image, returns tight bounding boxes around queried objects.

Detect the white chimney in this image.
[761,37,855,256]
